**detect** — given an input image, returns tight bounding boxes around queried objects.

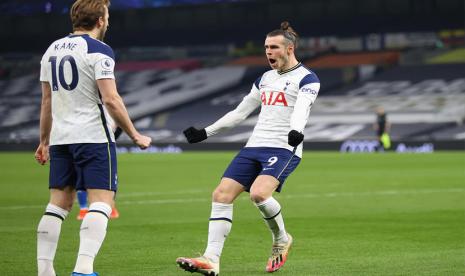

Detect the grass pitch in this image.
[0,152,464,275]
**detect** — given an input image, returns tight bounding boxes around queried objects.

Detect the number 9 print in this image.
[267,156,278,166]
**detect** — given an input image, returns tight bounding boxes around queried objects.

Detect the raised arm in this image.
[205,91,261,136]
[183,83,261,143]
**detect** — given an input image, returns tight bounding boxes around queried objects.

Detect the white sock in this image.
[204,202,233,263]
[37,204,69,276]
[255,197,288,244]
[73,202,111,274]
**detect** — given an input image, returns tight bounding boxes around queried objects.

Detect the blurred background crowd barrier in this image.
[0,0,464,151]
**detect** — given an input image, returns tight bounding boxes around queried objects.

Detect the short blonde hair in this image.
[70,0,110,31]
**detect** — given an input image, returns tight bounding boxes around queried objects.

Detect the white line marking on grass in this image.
[0,190,207,210]
[117,189,207,198]
[279,188,465,200]
[0,204,44,210]
[119,198,209,205]
[117,188,465,206]
[1,188,463,209]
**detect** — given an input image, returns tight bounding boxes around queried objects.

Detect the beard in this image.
[277,55,289,71]
[281,55,289,66]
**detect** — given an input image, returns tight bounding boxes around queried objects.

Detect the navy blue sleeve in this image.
[299,73,320,89]
[253,75,262,89]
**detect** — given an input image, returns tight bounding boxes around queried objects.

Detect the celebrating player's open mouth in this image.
[268,58,277,67]
[268,55,287,70]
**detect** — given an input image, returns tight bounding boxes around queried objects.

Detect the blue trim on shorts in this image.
[222,147,300,192]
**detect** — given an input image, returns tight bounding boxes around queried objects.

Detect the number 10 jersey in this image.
[40,34,116,145]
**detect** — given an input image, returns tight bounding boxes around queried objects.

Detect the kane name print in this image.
[54,42,78,51]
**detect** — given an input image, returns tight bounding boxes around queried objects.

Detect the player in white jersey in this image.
[176,22,320,275]
[34,1,151,276]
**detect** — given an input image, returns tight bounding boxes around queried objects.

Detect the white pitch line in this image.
[0,189,208,210]
[1,188,463,210]
[111,188,465,206]
[279,188,465,200]
[0,204,44,210]
[117,189,207,198]
[119,198,209,205]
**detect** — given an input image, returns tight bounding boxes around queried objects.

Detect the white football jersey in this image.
[206,63,320,157]
[40,34,115,145]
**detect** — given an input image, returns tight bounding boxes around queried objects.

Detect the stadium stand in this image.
[0,0,464,150]
[1,51,464,148]
[141,62,464,143]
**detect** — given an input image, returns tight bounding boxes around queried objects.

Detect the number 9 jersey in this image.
[40,34,116,145]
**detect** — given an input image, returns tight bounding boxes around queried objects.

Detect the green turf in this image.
[0,152,464,275]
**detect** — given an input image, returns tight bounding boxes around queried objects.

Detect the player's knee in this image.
[249,191,267,204]
[212,188,234,204]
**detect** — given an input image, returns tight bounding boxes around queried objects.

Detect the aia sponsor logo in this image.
[261,91,288,106]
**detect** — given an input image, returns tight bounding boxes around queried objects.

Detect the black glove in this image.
[288,130,304,147]
[183,126,207,143]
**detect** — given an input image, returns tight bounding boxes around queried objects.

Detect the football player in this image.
[35,1,151,275]
[177,21,320,275]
